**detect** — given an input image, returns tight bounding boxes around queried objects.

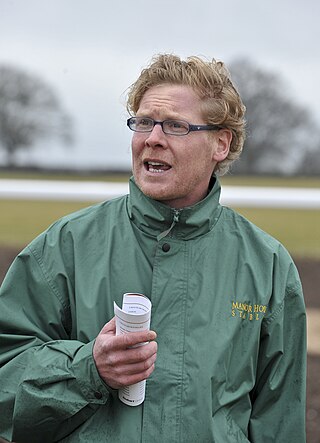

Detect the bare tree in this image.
[0,64,73,166]
[229,58,320,175]
[300,143,320,175]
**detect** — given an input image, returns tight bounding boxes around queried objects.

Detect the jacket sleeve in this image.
[248,252,307,443]
[0,239,111,443]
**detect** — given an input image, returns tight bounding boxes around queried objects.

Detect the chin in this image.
[137,181,173,202]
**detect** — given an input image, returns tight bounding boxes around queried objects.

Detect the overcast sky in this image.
[1,0,319,170]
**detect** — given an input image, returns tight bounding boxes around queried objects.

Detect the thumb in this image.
[99,316,116,335]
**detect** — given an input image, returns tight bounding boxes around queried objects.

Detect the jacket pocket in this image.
[211,408,251,443]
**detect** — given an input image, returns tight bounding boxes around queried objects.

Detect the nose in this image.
[144,123,167,149]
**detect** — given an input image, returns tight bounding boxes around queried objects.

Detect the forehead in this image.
[137,84,203,120]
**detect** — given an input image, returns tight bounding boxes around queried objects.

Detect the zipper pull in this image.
[173,209,181,224]
[157,209,181,242]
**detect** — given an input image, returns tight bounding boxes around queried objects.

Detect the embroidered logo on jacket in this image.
[231,301,267,321]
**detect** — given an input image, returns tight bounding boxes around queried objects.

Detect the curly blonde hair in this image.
[127,54,246,175]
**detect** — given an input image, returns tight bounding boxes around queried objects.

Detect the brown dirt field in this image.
[0,247,319,442]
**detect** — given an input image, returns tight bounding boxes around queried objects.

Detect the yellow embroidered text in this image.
[231,301,267,321]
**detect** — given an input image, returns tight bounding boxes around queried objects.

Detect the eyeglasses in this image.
[127,117,222,136]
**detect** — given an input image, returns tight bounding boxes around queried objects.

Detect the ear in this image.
[212,129,232,162]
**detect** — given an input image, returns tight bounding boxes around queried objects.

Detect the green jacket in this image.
[0,177,306,443]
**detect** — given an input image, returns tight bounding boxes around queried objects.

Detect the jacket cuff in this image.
[72,340,110,404]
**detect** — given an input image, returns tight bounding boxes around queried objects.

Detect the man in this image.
[0,54,306,442]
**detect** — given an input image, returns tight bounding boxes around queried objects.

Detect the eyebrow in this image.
[135,111,187,120]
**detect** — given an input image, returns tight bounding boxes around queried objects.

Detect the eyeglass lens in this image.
[129,117,190,135]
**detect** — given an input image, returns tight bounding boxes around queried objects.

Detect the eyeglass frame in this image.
[127,116,223,136]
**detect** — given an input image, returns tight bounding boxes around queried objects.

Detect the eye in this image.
[166,120,189,133]
[136,117,152,129]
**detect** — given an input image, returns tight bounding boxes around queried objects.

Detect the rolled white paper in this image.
[114,293,152,406]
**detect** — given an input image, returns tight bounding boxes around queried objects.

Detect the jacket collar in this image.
[127,176,222,240]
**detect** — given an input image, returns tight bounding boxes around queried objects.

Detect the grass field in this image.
[0,173,319,257]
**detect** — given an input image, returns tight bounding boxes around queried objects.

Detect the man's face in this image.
[131,84,231,208]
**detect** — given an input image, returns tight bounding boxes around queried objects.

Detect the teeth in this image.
[146,161,170,173]
[149,167,165,173]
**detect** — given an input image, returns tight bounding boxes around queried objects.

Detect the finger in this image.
[116,363,156,389]
[118,340,158,364]
[105,340,157,369]
[119,352,157,376]
[116,330,157,349]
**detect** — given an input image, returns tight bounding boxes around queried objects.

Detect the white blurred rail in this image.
[0,179,320,208]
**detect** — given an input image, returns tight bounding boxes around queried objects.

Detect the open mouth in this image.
[144,161,172,173]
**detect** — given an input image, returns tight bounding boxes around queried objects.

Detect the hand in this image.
[93,317,157,389]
